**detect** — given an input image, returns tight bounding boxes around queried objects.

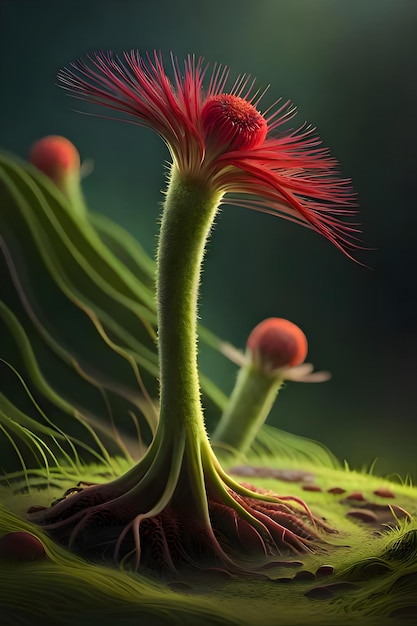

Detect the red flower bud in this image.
[247,318,308,372]
[29,135,80,187]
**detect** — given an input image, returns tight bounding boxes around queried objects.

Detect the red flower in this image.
[59,51,359,256]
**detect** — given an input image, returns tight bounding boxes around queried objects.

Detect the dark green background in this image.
[1,0,416,477]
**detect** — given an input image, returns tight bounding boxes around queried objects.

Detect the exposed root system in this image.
[28,436,335,579]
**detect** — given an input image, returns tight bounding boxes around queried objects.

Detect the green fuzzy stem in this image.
[54,167,87,219]
[212,362,284,455]
[156,167,223,445]
[65,175,86,217]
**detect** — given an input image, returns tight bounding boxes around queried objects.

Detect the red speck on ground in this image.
[0,532,46,562]
[373,487,395,498]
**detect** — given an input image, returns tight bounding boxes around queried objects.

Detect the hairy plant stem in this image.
[90,167,223,500]
[212,363,284,455]
[156,168,223,445]
[129,166,223,524]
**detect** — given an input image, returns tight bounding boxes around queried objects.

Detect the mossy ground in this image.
[1,456,416,626]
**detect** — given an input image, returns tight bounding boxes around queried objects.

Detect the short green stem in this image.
[212,363,284,455]
[156,167,223,444]
[61,171,87,218]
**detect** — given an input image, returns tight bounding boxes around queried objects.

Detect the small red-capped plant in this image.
[213,318,329,454]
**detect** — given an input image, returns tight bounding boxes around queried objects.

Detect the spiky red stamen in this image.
[201,94,268,151]
[248,318,308,372]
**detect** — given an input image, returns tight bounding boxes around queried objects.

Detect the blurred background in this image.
[1,0,416,477]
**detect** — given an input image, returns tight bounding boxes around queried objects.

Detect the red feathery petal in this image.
[58,51,361,257]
